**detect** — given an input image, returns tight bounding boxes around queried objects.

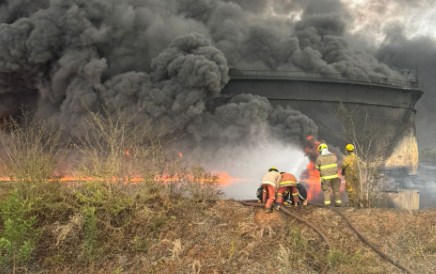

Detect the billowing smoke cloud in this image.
[99,33,229,135]
[2,0,435,202]
[335,0,436,150]
[0,0,421,156]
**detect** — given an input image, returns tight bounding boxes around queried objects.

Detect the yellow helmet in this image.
[268,166,279,172]
[345,144,355,152]
[318,143,328,152]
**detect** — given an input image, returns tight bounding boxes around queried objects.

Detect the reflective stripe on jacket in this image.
[315,153,339,180]
[279,172,297,187]
[261,171,281,188]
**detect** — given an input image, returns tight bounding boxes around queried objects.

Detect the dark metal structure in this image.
[222,69,423,175]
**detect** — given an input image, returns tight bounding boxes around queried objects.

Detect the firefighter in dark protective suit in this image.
[315,143,342,207]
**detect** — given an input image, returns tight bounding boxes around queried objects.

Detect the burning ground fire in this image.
[0,149,245,186]
[0,138,324,201]
[0,171,241,186]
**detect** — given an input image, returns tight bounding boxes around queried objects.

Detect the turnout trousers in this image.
[262,184,276,209]
[321,177,341,206]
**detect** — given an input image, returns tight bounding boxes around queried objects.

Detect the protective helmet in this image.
[268,166,279,172]
[345,144,355,152]
[318,143,328,152]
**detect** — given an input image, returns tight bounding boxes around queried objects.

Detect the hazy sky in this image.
[343,0,436,42]
[339,0,436,148]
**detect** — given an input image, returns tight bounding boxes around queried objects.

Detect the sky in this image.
[341,0,436,148]
[343,0,436,42]
[264,0,436,148]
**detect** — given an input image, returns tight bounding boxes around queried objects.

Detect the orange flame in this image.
[299,135,323,202]
[299,161,322,202]
[0,171,240,186]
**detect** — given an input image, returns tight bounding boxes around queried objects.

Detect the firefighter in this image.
[304,135,321,163]
[342,143,362,207]
[282,183,308,206]
[284,183,308,206]
[315,143,342,206]
[274,172,300,210]
[261,166,281,213]
[257,182,308,206]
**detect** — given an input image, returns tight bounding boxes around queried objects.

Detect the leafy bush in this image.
[82,206,98,262]
[0,189,39,270]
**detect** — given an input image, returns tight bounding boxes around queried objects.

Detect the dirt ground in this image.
[6,197,436,274]
[81,200,436,274]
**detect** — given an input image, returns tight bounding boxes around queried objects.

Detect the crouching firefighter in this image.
[274,172,300,210]
[315,143,342,207]
[258,183,308,207]
[260,166,281,213]
[284,183,308,206]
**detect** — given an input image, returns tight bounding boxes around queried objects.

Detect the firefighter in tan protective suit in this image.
[315,143,342,207]
[261,167,281,213]
[341,144,362,207]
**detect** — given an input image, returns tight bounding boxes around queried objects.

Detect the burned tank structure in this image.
[222,69,423,176]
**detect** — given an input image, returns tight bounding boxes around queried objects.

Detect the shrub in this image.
[180,166,223,203]
[82,206,98,262]
[0,108,223,271]
[327,248,363,268]
[0,189,39,270]
[0,115,60,184]
[76,108,173,183]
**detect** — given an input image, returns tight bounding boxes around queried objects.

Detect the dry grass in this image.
[0,109,224,273]
[0,115,61,183]
[0,194,434,273]
[1,111,436,273]
[75,108,174,182]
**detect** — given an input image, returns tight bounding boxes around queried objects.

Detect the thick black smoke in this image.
[0,0,415,150]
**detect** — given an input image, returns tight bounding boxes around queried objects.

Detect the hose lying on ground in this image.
[240,200,330,274]
[309,202,413,274]
[330,207,413,274]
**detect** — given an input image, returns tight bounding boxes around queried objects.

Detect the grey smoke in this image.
[0,0,421,151]
[188,93,316,144]
[376,25,436,148]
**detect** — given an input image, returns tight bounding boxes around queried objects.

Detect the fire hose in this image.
[307,202,412,274]
[240,200,330,274]
[329,206,413,274]
[240,200,413,274]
